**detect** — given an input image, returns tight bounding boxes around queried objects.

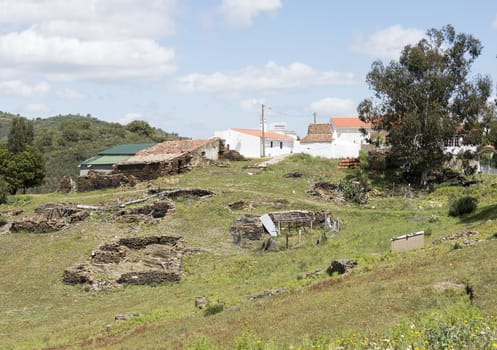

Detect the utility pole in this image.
[313,112,317,124]
[261,104,266,157]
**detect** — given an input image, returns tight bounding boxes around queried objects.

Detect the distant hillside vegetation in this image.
[0,112,183,193]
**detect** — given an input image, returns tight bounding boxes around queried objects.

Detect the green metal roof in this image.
[97,143,155,156]
[80,155,131,166]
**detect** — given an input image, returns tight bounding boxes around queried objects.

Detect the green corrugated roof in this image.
[98,143,156,155]
[80,155,131,166]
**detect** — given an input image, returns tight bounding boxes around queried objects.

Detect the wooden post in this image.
[286,232,289,249]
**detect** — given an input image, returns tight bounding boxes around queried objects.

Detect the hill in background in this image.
[0,112,183,193]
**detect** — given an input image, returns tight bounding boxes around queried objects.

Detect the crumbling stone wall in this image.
[77,171,136,192]
[10,203,89,233]
[63,235,187,290]
[115,154,193,181]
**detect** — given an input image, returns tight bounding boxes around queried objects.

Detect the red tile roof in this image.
[231,128,293,141]
[121,139,218,164]
[300,123,333,143]
[331,116,371,129]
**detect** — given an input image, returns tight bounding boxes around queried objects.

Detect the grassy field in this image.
[1,155,497,349]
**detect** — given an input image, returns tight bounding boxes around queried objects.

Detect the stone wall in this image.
[77,171,136,192]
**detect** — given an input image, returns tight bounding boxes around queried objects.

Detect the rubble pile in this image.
[10,203,89,233]
[63,235,187,290]
[326,259,357,276]
[432,230,480,246]
[112,199,175,223]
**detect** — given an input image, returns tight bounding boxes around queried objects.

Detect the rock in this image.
[228,200,249,211]
[223,150,245,161]
[247,287,287,300]
[432,231,479,245]
[115,313,135,321]
[58,176,75,193]
[63,264,94,285]
[272,199,289,209]
[283,171,302,178]
[326,259,357,276]
[195,296,210,309]
[230,214,265,245]
[113,200,175,222]
[261,237,276,251]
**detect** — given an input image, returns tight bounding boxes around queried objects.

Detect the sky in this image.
[0,0,496,139]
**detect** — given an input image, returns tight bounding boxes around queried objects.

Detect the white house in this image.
[293,117,372,159]
[294,123,335,158]
[214,128,294,158]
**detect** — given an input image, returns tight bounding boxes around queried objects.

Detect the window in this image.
[444,137,460,147]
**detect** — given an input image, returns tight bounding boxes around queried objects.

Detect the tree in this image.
[0,143,46,194]
[8,116,34,153]
[358,25,492,185]
[126,120,154,138]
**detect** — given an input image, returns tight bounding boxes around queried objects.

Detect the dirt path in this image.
[258,154,290,167]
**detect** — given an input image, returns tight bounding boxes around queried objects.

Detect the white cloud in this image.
[310,97,357,116]
[118,112,143,125]
[0,80,50,97]
[350,25,424,59]
[56,88,86,100]
[0,30,177,81]
[0,1,178,82]
[177,61,357,94]
[220,0,282,28]
[240,98,265,112]
[0,0,178,39]
[24,103,50,113]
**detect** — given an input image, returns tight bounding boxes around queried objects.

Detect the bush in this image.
[448,196,478,217]
[0,176,9,204]
[204,302,224,316]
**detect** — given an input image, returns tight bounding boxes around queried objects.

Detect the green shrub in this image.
[448,196,478,217]
[204,302,224,316]
[0,176,9,204]
[338,179,368,204]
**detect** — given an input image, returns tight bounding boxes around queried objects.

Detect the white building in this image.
[214,128,294,158]
[294,117,372,159]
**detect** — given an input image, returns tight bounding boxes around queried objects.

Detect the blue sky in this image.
[0,0,496,139]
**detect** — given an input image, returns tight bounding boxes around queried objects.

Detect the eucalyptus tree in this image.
[358,25,492,185]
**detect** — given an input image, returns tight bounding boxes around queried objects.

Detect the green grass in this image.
[0,155,496,349]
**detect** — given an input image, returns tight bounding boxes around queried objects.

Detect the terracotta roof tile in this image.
[331,116,371,128]
[231,128,293,141]
[300,123,333,143]
[120,139,217,164]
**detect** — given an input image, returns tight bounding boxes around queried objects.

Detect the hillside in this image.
[0,155,496,349]
[0,113,182,193]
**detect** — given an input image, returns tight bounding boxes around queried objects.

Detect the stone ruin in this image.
[230,210,332,247]
[77,170,136,192]
[58,175,76,193]
[148,187,215,200]
[307,181,339,200]
[326,259,357,276]
[10,203,89,233]
[112,199,175,223]
[431,230,480,247]
[63,235,187,290]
